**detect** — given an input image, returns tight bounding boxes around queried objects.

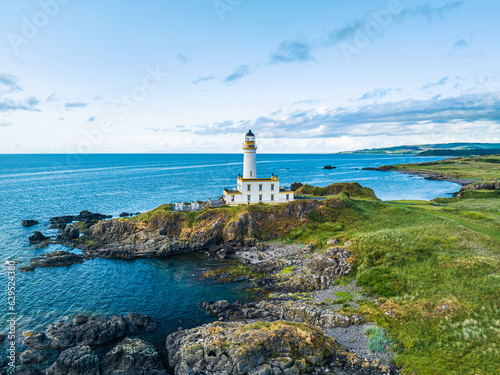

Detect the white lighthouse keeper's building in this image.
[223,130,294,205]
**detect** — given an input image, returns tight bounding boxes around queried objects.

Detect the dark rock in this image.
[60,224,80,240]
[101,337,167,375]
[119,212,131,217]
[29,231,49,244]
[22,220,39,227]
[11,370,43,375]
[25,332,50,350]
[46,314,157,350]
[19,349,47,365]
[20,251,84,272]
[290,182,303,191]
[123,312,158,333]
[323,165,336,169]
[50,210,112,229]
[45,345,100,375]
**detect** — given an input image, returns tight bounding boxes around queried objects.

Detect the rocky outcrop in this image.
[19,349,46,365]
[29,231,49,244]
[45,345,100,375]
[44,314,157,350]
[101,338,167,375]
[60,224,80,240]
[20,251,85,272]
[323,165,336,169]
[22,220,39,227]
[65,200,326,261]
[165,321,393,375]
[303,247,352,280]
[50,210,112,230]
[24,332,51,350]
[457,181,500,198]
[202,299,363,329]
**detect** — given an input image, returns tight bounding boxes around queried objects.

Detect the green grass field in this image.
[390,154,500,181]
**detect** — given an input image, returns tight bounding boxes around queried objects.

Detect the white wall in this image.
[243,150,257,178]
[224,179,294,205]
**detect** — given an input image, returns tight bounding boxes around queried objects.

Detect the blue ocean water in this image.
[0,153,459,339]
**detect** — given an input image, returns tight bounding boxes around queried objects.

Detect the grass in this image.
[389,154,500,181]
[295,182,379,200]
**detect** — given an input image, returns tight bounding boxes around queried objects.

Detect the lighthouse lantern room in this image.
[223,130,294,205]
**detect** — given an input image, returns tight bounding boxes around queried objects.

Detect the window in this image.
[247,184,251,191]
[247,195,251,201]
[286,194,289,200]
[259,184,263,191]
[271,194,274,201]
[271,184,275,191]
[259,195,263,201]
[250,171,253,177]
[231,195,235,202]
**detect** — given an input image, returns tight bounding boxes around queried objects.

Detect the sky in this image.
[0,0,499,153]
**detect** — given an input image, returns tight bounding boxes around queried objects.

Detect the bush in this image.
[365,326,389,353]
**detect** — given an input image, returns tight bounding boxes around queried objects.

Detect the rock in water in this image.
[46,314,157,350]
[60,224,80,240]
[101,338,167,375]
[24,332,51,350]
[22,220,39,227]
[20,251,84,272]
[323,165,336,169]
[45,345,100,375]
[29,231,49,244]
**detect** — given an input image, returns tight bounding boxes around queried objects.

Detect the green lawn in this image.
[390,154,500,181]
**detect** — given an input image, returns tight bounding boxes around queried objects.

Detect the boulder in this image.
[46,314,156,350]
[123,312,158,333]
[101,338,166,375]
[22,220,39,227]
[60,224,80,240]
[45,345,100,375]
[24,332,51,349]
[29,231,49,244]
[323,165,336,169]
[19,349,46,365]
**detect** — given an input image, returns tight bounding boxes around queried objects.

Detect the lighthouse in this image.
[243,130,257,178]
[223,130,294,205]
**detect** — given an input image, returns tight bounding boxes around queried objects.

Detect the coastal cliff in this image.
[65,199,343,259]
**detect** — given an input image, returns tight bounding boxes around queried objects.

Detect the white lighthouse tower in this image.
[243,130,257,178]
[223,130,294,205]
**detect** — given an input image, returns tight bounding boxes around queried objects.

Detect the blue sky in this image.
[1,0,499,153]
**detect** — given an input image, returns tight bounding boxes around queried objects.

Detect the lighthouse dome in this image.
[246,130,255,137]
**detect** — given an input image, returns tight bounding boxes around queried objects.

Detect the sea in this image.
[0,153,459,343]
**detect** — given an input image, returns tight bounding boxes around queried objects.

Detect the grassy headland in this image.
[369,154,500,183]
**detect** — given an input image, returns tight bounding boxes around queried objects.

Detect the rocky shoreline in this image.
[11,200,401,374]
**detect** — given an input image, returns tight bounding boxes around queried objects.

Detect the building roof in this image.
[246,129,255,137]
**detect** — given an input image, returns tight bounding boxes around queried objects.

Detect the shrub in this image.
[365,325,389,353]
